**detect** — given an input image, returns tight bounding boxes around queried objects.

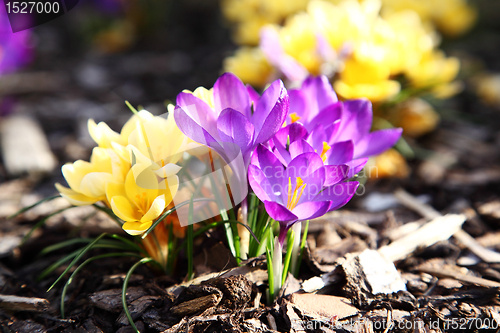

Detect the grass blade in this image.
[186,196,194,281]
[47,233,107,291]
[22,207,73,244]
[60,252,142,318]
[8,195,61,219]
[141,198,215,239]
[123,258,155,333]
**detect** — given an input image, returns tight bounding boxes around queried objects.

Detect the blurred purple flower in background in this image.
[0,4,32,75]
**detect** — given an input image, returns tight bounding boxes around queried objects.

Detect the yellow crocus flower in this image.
[106,163,179,235]
[223,47,273,88]
[55,147,129,206]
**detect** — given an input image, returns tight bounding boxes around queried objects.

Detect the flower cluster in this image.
[56,110,186,236]
[224,0,462,103]
[56,73,401,298]
[221,0,476,45]
[174,74,401,243]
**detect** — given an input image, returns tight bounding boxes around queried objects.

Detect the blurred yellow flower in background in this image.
[221,0,476,46]
[223,0,462,103]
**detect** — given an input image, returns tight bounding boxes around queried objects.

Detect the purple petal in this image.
[282,153,325,204]
[346,158,368,178]
[217,108,255,158]
[312,181,359,211]
[174,106,221,149]
[288,89,307,122]
[252,80,289,144]
[251,145,285,201]
[334,99,372,143]
[260,27,284,65]
[176,92,218,138]
[316,33,336,63]
[248,165,274,202]
[292,201,330,220]
[247,84,260,107]
[289,139,315,160]
[274,122,309,148]
[214,73,251,118]
[324,165,350,186]
[353,128,403,159]
[300,75,338,122]
[326,141,354,165]
[264,201,298,223]
[305,102,342,132]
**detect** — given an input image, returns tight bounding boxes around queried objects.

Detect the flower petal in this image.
[334,99,372,143]
[214,73,251,118]
[312,181,359,211]
[300,75,338,122]
[263,200,298,223]
[248,164,274,202]
[79,172,114,198]
[141,195,167,222]
[346,158,368,178]
[289,139,315,160]
[217,108,255,159]
[250,145,285,201]
[287,89,307,122]
[353,128,403,159]
[326,140,354,165]
[305,102,342,132]
[122,221,153,236]
[55,183,98,206]
[292,201,330,220]
[110,196,141,222]
[174,105,222,150]
[324,165,350,186]
[252,79,289,144]
[175,93,218,138]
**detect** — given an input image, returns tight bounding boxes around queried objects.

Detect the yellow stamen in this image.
[290,113,301,123]
[320,142,331,163]
[286,176,307,210]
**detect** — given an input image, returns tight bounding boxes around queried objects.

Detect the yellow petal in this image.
[79,172,114,198]
[140,195,166,222]
[122,221,153,236]
[158,175,179,206]
[88,119,121,148]
[126,164,159,203]
[105,181,127,203]
[153,163,182,179]
[61,161,93,192]
[110,196,140,222]
[55,183,98,206]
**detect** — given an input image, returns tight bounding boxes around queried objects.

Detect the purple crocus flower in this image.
[285,76,403,164]
[248,144,359,245]
[174,73,289,166]
[0,5,32,75]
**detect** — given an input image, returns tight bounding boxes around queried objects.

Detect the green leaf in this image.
[282,230,295,286]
